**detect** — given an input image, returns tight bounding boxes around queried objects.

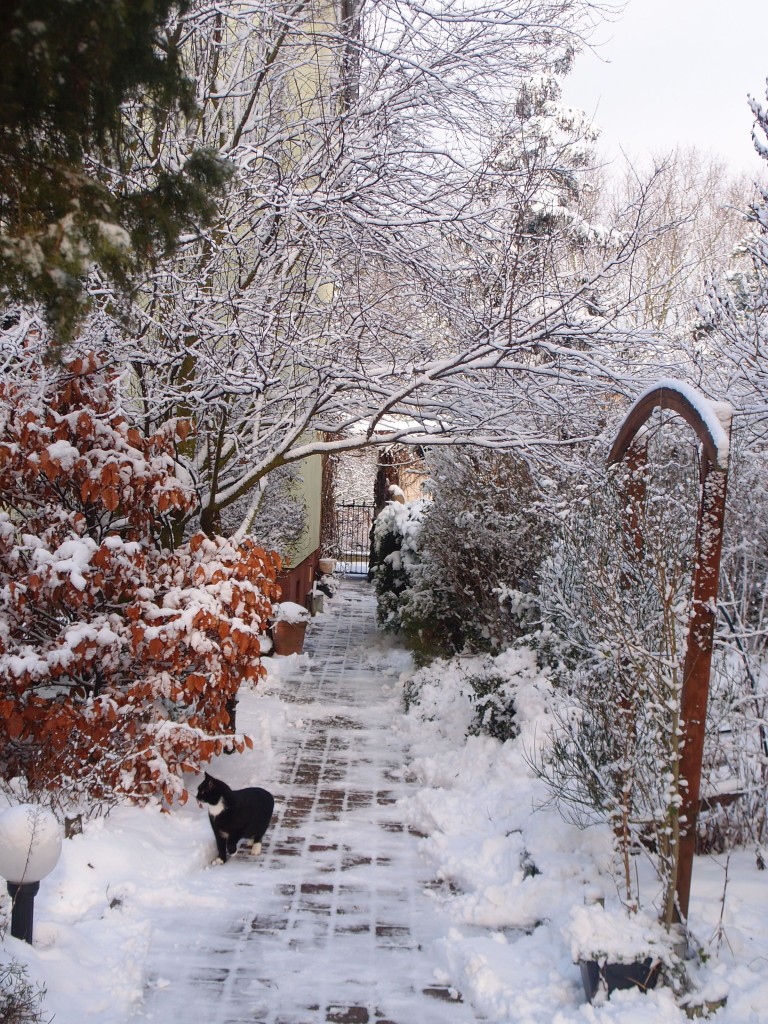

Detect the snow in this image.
[566,903,676,968]
[96,221,132,251]
[31,535,97,592]
[632,379,733,468]
[46,439,80,471]
[395,648,768,1022]
[271,600,311,623]
[2,584,768,1022]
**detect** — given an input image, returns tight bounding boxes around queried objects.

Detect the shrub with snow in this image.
[404,650,535,744]
[536,428,702,925]
[370,497,428,633]
[372,449,552,664]
[0,353,280,808]
[416,449,552,652]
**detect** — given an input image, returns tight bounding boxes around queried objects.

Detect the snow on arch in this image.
[608,378,732,471]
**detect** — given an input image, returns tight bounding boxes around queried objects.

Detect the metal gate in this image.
[334,501,375,574]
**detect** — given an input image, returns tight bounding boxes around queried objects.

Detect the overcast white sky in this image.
[563,0,768,177]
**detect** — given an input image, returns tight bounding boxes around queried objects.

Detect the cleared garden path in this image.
[134,578,482,1024]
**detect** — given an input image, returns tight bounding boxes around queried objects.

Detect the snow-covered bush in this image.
[406,656,521,743]
[402,648,542,745]
[692,426,768,855]
[465,666,520,743]
[0,353,280,809]
[370,451,552,665]
[536,428,700,924]
[396,449,552,663]
[370,497,428,633]
[684,82,768,855]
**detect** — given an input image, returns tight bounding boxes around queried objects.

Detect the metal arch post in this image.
[608,383,730,926]
[674,450,729,922]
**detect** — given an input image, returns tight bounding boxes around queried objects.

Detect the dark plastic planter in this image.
[580,958,660,1002]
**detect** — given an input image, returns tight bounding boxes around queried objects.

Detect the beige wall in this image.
[284,452,323,567]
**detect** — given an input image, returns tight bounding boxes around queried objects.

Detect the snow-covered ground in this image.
[399,648,768,1023]
[1,583,767,1023]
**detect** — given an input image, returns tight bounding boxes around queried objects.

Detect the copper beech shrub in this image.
[0,353,280,806]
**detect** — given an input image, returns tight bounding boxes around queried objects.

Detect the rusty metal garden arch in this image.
[607,381,731,925]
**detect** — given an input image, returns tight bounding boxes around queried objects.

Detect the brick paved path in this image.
[135,579,482,1024]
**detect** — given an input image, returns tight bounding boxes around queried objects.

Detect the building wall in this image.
[277,551,318,607]
[277,452,323,607]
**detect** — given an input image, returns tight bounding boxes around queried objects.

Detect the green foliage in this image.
[399,581,467,667]
[465,668,519,743]
[0,1,229,344]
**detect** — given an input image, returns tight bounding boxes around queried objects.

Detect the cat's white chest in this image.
[207,798,226,818]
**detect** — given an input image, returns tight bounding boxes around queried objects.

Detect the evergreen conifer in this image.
[0,1,229,344]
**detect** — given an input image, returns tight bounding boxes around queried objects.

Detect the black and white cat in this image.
[196,772,275,863]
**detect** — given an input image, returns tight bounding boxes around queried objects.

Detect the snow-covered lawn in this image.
[1,592,767,1023]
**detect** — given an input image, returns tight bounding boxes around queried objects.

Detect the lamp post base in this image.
[7,881,40,944]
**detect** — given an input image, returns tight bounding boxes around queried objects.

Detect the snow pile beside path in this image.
[394,645,768,1023]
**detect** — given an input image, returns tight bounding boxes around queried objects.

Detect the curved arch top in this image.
[608,379,732,471]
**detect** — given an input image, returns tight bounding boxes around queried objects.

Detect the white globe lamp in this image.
[0,805,62,943]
